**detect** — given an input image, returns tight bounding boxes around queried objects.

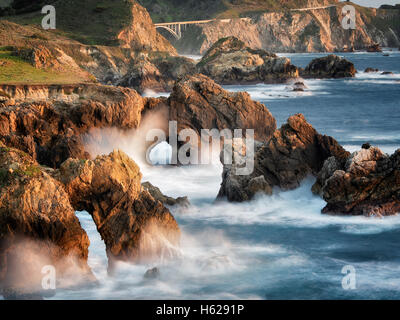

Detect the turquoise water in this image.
[60,50,400,300]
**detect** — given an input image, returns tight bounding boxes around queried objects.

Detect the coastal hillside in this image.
[0,1,185,88]
[1,0,176,52]
[161,2,400,54]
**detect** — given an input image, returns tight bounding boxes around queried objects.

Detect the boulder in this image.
[116,1,177,54]
[167,74,277,142]
[217,114,350,202]
[197,37,299,84]
[0,142,92,298]
[142,182,190,208]
[57,150,180,269]
[302,55,356,78]
[313,146,400,217]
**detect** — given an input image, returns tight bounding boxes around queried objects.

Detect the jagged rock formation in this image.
[0,142,92,298]
[302,55,356,78]
[313,146,400,217]
[56,150,180,268]
[117,55,196,93]
[217,114,350,202]
[197,37,299,84]
[367,43,383,52]
[165,74,277,141]
[172,4,400,55]
[0,84,146,167]
[142,182,190,208]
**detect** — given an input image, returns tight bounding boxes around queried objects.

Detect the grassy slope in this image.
[138,0,338,22]
[0,47,90,84]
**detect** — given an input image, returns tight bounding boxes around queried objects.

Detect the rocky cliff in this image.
[313,145,400,217]
[174,4,400,54]
[57,150,180,269]
[0,83,146,167]
[0,142,93,298]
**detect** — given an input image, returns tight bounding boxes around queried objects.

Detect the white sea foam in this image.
[224,80,329,101]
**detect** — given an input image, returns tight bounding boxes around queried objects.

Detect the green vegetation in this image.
[0,47,85,84]
[5,0,132,46]
[18,164,41,177]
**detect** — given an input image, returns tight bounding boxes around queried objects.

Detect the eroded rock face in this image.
[0,143,92,298]
[172,5,395,55]
[117,55,196,93]
[302,55,356,78]
[117,1,177,54]
[197,37,299,84]
[313,146,400,216]
[167,74,277,141]
[217,114,350,202]
[0,84,146,167]
[57,150,180,268]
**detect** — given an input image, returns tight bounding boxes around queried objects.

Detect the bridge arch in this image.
[155,26,181,40]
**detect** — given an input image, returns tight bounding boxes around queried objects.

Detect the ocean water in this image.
[57,51,400,300]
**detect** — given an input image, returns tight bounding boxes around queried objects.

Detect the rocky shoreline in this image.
[0,0,399,299]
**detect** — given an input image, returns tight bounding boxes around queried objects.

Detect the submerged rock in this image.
[142,182,190,208]
[302,55,356,78]
[364,67,379,73]
[57,150,181,269]
[0,143,92,298]
[218,114,350,202]
[144,267,160,280]
[367,43,383,52]
[313,146,400,217]
[197,37,299,84]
